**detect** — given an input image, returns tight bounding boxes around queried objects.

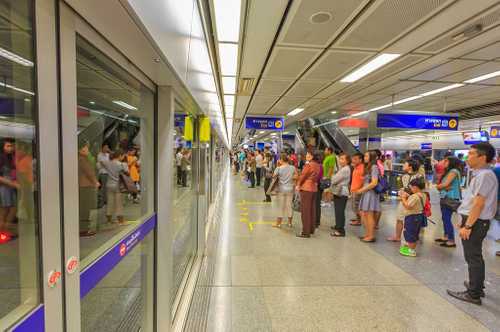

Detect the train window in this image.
[0,0,41,325]
[75,36,154,330]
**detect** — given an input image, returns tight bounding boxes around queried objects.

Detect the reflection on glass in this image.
[81,232,154,332]
[0,0,41,325]
[172,113,197,300]
[76,36,154,266]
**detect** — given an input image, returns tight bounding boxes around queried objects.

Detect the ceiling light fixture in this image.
[393,95,423,105]
[89,101,96,105]
[224,94,235,106]
[222,76,237,94]
[259,131,265,134]
[213,0,241,42]
[420,83,464,97]
[0,82,35,96]
[331,111,337,114]
[218,43,238,76]
[340,53,401,83]
[310,11,333,24]
[464,70,500,84]
[287,108,304,116]
[368,104,392,112]
[113,100,138,111]
[0,47,34,67]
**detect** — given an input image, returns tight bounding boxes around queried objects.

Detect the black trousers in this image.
[315,188,323,226]
[249,171,255,187]
[256,167,262,186]
[176,166,182,184]
[181,170,187,187]
[461,215,490,298]
[263,177,272,202]
[333,195,348,233]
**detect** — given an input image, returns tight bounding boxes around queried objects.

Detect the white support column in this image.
[156,86,175,332]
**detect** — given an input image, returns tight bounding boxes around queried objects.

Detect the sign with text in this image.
[245,116,284,131]
[377,113,459,131]
[421,143,432,150]
[490,126,500,138]
[463,131,489,145]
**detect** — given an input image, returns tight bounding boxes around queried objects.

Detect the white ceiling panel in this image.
[285,80,328,97]
[408,59,483,81]
[313,82,349,99]
[279,0,367,47]
[269,97,308,113]
[460,41,500,61]
[251,95,280,110]
[255,79,293,96]
[240,0,289,77]
[264,47,320,79]
[440,61,500,83]
[336,0,451,50]
[375,81,425,95]
[304,50,374,81]
[235,95,251,119]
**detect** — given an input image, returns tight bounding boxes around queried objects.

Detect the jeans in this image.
[333,195,348,232]
[249,171,255,187]
[315,188,323,226]
[440,204,455,241]
[256,167,262,186]
[461,215,490,298]
[263,177,272,202]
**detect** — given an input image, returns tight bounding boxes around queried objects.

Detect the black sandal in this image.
[434,238,447,243]
[330,231,345,237]
[440,242,456,248]
[360,237,376,243]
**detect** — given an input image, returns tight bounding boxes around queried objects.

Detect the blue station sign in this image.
[377,113,459,131]
[490,126,500,138]
[174,114,185,127]
[421,143,432,150]
[245,116,285,131]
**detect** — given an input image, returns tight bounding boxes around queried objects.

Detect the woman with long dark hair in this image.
[435,156,462,248]
[353,150,381,242]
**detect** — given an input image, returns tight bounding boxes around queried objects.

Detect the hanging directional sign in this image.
[490,126,500,138]
[245,116,285,131]
[377,113,459,131]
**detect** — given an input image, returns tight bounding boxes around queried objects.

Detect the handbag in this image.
[319,178,331,190]
[292,192,301,212]
[440,197,461,212]
[119,172,139,194]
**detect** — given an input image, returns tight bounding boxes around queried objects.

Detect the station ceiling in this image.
[232,0,500,142]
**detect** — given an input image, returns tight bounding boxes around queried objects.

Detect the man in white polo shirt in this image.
[447,142,498,305]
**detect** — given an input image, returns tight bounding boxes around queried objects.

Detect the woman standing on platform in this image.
[330,153,352,237]
[354,150,381,242]
[272,154,297,227]
[262,152,274,202]
[295,152,321,238]
[435,156,462,248]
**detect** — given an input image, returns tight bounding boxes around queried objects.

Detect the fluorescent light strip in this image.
[0,82,35,96]
[224,94,235,106]
[420,83,464,97]
[287,108,304,116]
[222,76,236,94]
[368,104,392,112]
[464,70,500,83]
[0,47,34,67]
[393,95,423,105]
[340,53,401,83]
[218,43,238,76]
[213,0,241,42]
[113,100,138,111]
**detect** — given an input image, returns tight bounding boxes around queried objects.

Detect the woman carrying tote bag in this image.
[330,153,352,237]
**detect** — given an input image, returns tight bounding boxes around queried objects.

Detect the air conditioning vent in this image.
[237,77,256,96]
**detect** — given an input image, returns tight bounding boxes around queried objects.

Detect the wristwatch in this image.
[464,224,473,230]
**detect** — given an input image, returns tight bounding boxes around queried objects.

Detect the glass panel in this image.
[0,0,41,325]
[76,36,154,267]
[172,112,197,300]
[81,232,154,332]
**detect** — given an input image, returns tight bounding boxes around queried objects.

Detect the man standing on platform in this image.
[447,142,498,305]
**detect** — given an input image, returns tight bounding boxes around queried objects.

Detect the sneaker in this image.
[463,281,485,298]
[447,289,481,305]
[399,246,416,257]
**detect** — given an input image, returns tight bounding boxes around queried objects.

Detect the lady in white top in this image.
[330,154,352,237]
[272,154,297,228]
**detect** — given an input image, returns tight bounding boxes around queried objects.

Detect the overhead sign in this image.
[490,126,500,138]
[174,114,185,127]
[377,113,459,131]
[245,116,284,131]
[421,143,432,150]
[463,131,489,145]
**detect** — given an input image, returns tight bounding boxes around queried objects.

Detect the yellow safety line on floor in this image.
[236,199,272,206]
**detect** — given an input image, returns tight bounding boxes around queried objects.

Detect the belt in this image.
[460,215,490,225]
